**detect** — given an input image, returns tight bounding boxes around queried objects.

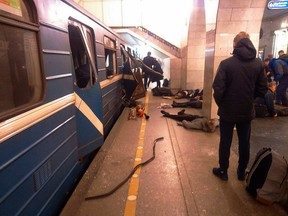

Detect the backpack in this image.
[163,78,169,87]
[279,59,288,75]
[246,148,288,205]
[254,103,269,117]
[270,58,288,81]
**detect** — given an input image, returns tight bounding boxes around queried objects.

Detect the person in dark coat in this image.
[174,89,202,99]
[142,51,155,90]
[172,100,202,109]
[212,31,267,181]
[149,60,163,88]
[160,109,202,122]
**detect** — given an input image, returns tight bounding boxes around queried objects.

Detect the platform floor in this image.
[60,90,288,216]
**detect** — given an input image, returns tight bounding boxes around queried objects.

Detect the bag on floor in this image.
[246,148,288,205]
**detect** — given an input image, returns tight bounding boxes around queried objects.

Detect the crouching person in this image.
[254,81,277,117]
[254,81,288,117]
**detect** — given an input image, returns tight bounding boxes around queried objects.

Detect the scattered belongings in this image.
[128,103,149,120]
[157,103,173,109]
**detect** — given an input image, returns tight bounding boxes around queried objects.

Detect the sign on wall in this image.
[268,1,288,9]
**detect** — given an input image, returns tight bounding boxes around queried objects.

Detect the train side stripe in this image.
[74,93,104,135]
[0,93,104,143]
[123,74,134,80]
[0,94,75,143]
[100,74,122,88]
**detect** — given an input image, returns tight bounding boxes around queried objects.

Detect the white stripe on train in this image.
[0,93,104,143]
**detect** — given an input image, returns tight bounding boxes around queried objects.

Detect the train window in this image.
[127,47,131,54]
[0,1,43,121]
[68,20,97,88]
[104,36,116,78]
[120,45,127,65]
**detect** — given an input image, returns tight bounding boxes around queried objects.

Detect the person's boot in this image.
[212,168,228,181]
[160,110,169,116]
[237,168,245,181]
[177,109,186,115]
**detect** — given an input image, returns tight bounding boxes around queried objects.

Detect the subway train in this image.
[0,0,142,215]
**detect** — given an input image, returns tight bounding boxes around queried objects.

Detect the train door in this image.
[273,28,288,56]
[68,19,104,158]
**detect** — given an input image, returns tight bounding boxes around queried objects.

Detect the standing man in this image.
[269,55,288,106]
[212,32,267,181]
[142,51,155,90]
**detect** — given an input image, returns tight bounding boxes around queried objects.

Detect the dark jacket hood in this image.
[233,38,256,61]
[280,54,288,62]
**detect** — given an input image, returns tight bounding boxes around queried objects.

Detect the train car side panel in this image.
[0,0,135,215]
[0,105,79,215]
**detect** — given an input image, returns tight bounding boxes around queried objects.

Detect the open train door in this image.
[122,48,164,101]
[68,19,104,158]
[131,67,145,100]
[121,47,145,101]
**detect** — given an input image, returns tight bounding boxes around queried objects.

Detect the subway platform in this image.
[60,90,288,216]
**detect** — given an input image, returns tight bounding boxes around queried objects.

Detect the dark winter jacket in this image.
[150,61,163,82]
[269,55,288,81]
[213,38,267,122]
[142,56,155,73]
[279,54,288,63]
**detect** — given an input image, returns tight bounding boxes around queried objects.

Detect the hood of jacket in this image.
[279,54,288,63]
[233,38,256,61]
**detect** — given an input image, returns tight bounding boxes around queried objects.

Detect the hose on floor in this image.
[85,137,164,200]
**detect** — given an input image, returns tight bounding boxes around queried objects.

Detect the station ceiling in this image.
[74,0,288,59]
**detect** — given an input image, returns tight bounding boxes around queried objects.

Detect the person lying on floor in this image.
[152,87,174,96]
[254,81,288,117]
[174,89,203,99]
[177,118,219,133]
[171,99,202,109]
[160,109,203,121]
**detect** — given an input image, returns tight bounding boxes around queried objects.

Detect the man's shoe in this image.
[212,168,228,181]
[160,110,168,116]
[177,109,185,115]
[237,168,245,181]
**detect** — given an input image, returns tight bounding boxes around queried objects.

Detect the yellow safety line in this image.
[124,92,150,216]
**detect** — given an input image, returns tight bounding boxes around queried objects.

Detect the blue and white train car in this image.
[0,0,139,215]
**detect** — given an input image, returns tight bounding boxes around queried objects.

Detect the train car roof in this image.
[62,0,128,44]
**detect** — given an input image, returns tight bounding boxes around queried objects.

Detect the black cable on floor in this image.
[85,137,164,200]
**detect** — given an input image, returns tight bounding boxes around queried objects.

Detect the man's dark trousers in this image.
[219,118,251,173]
